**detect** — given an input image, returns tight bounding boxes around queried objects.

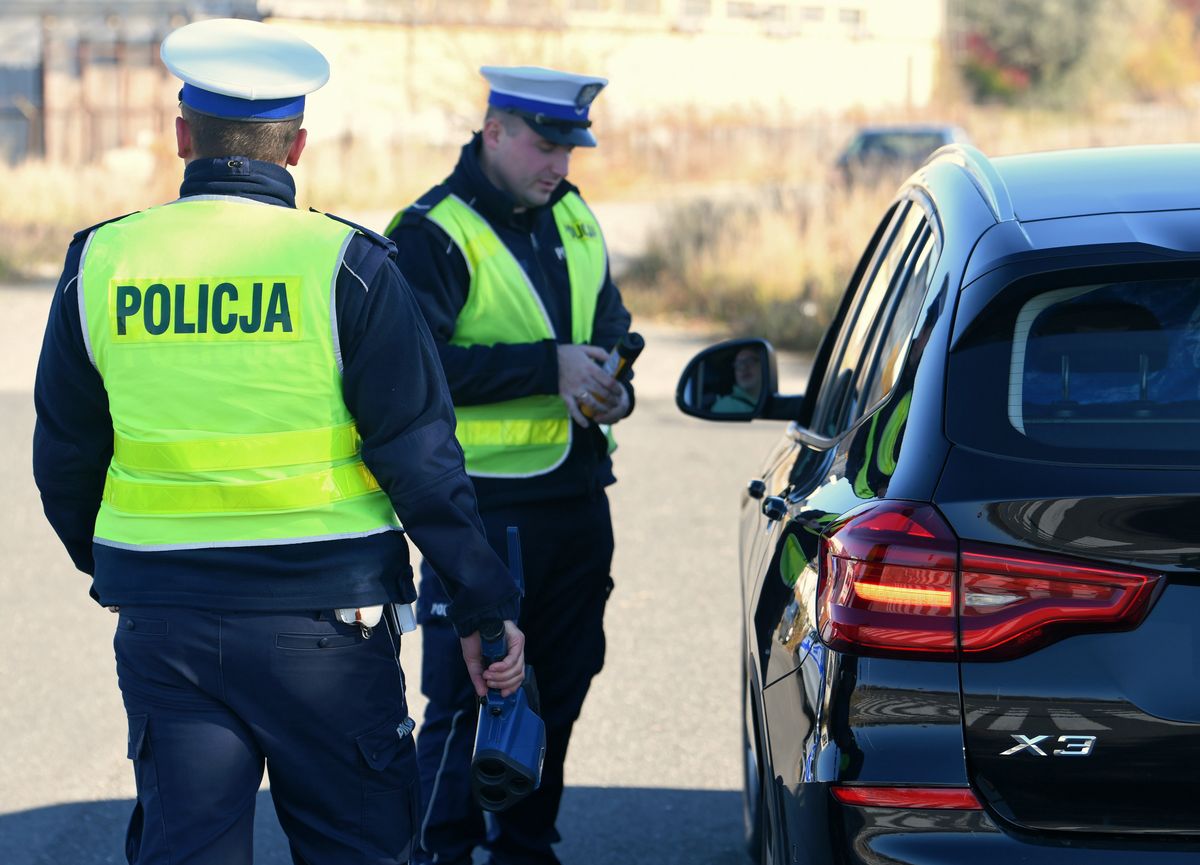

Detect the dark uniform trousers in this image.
[415,492,614,865]
[115,605,418,865]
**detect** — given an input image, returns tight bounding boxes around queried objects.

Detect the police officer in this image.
[32,19,525,865]
[386,66,633,865]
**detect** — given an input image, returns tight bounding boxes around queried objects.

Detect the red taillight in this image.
[818,502,959,658]
[817,501,1162,661]
[831,785,982,810]
[959,545,1160,659]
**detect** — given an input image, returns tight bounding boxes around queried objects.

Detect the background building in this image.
[0,1,258,163]
[0,0,945,164]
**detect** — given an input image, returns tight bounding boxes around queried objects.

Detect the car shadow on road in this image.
[1,787,745,865]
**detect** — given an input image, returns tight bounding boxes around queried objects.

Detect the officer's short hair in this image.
[181,104,302,163]
[484,106,525,136]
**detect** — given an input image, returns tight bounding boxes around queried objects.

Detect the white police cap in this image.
[481,65,608,147]
[161,18,329,121]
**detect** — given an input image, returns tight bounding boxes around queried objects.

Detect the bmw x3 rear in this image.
[677,144,1200,864]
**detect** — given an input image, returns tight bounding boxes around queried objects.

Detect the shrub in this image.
[620,180,894,352]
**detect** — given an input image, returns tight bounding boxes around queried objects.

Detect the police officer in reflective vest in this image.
[32,20,525,865]
[386,66,634,865]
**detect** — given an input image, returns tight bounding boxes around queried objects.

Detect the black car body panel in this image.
[680,143,1200,863]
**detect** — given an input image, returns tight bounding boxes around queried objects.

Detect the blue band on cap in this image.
[181,83,305,121]
[488,91,588,123]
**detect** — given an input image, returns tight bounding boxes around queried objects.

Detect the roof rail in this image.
[929,144,1014,223]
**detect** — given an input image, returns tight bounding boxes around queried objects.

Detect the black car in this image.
[677,144,1200,864]
[835,124,969,185]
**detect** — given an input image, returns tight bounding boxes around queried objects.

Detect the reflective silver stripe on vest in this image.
[330,229,357,375]
[169,194,274,206]
[465,436,574,480]
[75,229,99,371]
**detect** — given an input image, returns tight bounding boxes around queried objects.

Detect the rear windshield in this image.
[948,273,1200,464]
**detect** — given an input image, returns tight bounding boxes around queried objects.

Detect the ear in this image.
[175,115,193,161]
[286,128,308,167]
[481,116,505,152]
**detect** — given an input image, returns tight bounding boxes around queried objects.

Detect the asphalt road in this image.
[0,280,809,865]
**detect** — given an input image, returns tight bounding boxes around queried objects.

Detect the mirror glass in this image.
[678,342,769,419]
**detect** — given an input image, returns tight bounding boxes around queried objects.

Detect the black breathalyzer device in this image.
[580,331,644,419]
[470,527,547,812]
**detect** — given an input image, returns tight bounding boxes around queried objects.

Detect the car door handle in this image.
[747,479,766,499]
[761,496,788,522]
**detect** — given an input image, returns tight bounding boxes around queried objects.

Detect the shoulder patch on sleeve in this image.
[316,210,399,258]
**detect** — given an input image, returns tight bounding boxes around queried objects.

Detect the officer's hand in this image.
[460,620,526,698]
[558,344,621,427]
[590,383,631,425]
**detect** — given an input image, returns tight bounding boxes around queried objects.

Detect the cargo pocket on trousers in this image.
[126,713,158,780]
[125,714,162,862]
[357,712,420,861]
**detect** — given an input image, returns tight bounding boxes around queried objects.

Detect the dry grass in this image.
[6,100,1200,347]
[620,179,896,349]
[0,137,459,277]
[0,142,180,278]
[293,137,462,212]
[617,100,1200,350]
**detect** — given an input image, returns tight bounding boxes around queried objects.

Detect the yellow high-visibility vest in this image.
[419,192,610,478]
[79,199,400,550]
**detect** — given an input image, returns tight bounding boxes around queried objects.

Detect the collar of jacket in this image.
[179,157,297,208]
[450,132,573,229]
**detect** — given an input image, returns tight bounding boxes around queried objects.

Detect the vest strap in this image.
[103,461,382,515]
[113,422,362,472]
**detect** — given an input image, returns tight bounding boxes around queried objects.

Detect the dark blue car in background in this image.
[678,144,1200,864]
[835,123,970,184]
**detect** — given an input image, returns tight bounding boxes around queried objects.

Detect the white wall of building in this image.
[275,0,944,145]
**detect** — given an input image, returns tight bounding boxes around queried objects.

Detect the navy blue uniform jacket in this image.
[32,158,519,635]
[387,135,634,509]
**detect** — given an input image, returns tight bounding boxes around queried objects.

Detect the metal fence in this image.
[0,66,38,163]
[0,2,257,164]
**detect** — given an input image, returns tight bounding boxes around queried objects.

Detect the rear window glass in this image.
[949,274,1200,463]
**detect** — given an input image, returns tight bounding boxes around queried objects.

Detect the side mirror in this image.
[676,339,778,421]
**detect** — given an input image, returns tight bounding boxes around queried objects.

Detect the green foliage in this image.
[958,0,1195,107]
[1124,5,1200,99]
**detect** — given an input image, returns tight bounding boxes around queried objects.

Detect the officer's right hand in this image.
[460,620,526,698]
[558,344,621,427]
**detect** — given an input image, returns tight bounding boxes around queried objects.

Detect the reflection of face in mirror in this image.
[711,347,764,413]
